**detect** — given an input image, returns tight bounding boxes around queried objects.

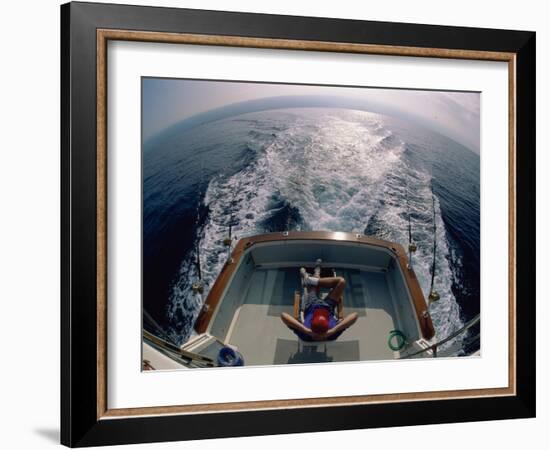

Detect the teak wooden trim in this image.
[96,28,517,420]
[102,386,514,419]
[98,29,515,61]
[97,29,108,419]
[508,56,517,393]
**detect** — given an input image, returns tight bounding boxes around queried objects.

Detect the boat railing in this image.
[143,329,215,368]
[402,314,480,358]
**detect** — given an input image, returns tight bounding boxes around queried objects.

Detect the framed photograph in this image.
[61,1,535,447]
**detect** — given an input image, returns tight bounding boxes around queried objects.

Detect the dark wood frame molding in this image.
[61,2,535,446]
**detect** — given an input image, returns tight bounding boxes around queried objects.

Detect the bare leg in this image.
[306,276,346,314]
[322,277,345,303]
[316,277,344,289]
[337,296,344,320]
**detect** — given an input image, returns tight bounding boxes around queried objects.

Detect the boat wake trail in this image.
[166,109,464,347]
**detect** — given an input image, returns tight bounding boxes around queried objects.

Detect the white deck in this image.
[225,268,401,365]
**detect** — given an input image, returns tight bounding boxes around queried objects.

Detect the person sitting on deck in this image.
[281,273,358,342]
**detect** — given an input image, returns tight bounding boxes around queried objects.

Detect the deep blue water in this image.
[143,108,480,350]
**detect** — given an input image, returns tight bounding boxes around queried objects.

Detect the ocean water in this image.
[143,108,480,351]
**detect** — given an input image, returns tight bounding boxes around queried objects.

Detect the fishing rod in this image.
[192,159,205,295]
[406,178,417,270]
[286,211,292,233]
[428,180,440,304]
[192,226,204,294]
[223,178,239,262]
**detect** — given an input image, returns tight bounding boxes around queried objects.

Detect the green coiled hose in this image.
[388,329,407,351]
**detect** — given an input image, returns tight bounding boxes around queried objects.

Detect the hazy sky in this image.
[142,78,480,152]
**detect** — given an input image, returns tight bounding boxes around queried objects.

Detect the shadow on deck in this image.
[227,267,400,365]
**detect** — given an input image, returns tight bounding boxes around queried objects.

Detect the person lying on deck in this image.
[280,275,358,342]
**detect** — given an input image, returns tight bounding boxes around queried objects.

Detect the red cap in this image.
[311,308,330,334]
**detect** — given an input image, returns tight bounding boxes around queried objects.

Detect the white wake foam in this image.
[167,108,464,347]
